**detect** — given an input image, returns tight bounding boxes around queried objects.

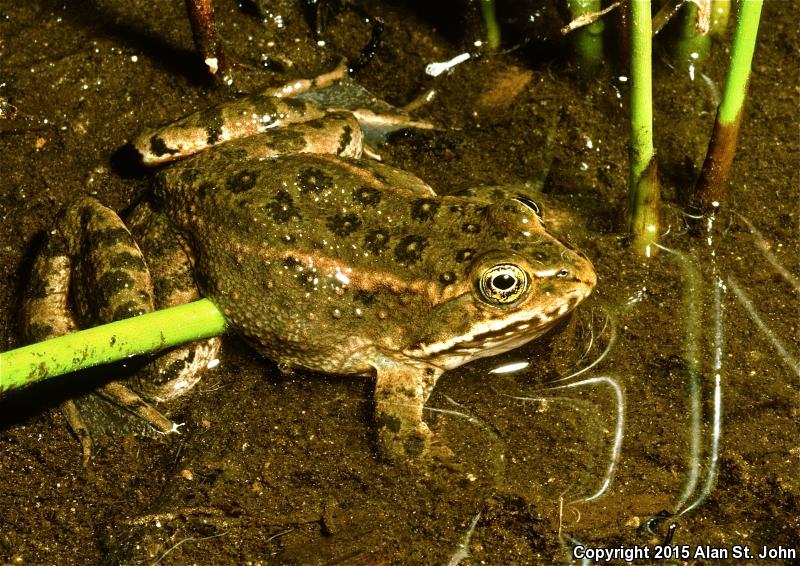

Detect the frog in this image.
[21,63,597,463]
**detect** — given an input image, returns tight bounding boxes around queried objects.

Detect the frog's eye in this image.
[512,196,543,220]
[479,264,528,305]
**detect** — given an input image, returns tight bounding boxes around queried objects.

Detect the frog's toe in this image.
[98,381,177,435]
[61,399,94,466]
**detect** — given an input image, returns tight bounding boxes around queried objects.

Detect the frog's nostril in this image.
[556,268,570,279]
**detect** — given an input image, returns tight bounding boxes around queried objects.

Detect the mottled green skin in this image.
[157,149,595,376]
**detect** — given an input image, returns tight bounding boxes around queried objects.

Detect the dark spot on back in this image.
[296,271,317,291]
[226,169,258,193]
[376,413,402,434]
[25,322,56,343]
[266,190,301,224]
[282,256,302,270]
[282,98,310,111]
[78,205,95,225]
[354,290,377,305]
[455,248,476,263]
[411,199,440,222]
[353,186,381,206]
[297,167,334,193]
[327,212,362,236]
[394,235,428,264]
[281,256,315,290]
[364,229,390,254]
[198,181,215,198]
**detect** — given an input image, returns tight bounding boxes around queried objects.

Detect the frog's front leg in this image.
[373,360,448,461]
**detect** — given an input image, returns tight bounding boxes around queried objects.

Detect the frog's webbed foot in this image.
[64,381,179,466]
[373,361,447,462]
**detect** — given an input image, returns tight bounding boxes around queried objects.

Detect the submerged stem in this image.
[628,0,661,255]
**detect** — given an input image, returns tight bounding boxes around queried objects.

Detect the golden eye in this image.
[479,264,528,305]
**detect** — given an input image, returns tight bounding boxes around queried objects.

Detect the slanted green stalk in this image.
[692,0,763,212]
[628,0,660,256]
[0,299,227,395]
[566,0,605,71]
[480,0,501,50]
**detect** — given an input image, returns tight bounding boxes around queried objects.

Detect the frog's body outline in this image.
[22,65,596,463]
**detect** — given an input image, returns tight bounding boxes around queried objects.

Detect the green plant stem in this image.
[628,0,660,255]
[480,0,501,50]
[566,0,605,71]
[693,0,763,211]
[710,0,732,37]
[674,2,711,67]
[0,299,228,395]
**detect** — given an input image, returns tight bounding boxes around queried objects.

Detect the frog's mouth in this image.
[405,292,586,370]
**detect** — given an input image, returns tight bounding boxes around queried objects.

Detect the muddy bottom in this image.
[1,1,798,564]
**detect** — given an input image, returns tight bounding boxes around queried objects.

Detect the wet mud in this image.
[1,1,798,564]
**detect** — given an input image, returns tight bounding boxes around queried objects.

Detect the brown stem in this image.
[692,105,743,212]
[185,0,227,77]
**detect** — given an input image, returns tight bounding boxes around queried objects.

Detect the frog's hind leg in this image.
[133,60,433,166]
[22,197,175,462]
[126,202,222,404]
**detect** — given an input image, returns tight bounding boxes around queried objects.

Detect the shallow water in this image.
[1,1,798,564]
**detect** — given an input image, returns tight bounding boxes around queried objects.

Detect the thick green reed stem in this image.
[628,0,660,256]
[692,0,763,212]
[0,299,227,395]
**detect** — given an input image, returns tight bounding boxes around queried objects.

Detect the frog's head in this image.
[405,196,596,370]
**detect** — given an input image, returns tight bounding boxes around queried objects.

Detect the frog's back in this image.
[157,152,497,279]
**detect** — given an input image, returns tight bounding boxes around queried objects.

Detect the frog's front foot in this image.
[376,418,453,463]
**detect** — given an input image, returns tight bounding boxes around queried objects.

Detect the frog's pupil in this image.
[493,274,516,291]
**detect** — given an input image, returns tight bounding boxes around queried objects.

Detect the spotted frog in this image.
[22,65,596,462]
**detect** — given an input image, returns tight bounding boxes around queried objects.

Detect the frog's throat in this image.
[403,293,586,368]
